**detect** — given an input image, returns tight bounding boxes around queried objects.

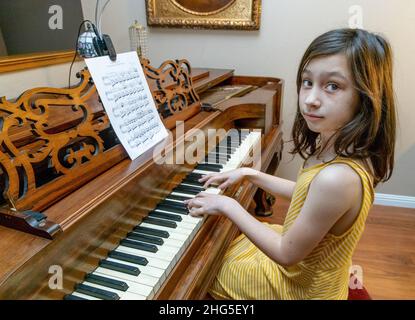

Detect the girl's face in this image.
[299,54,360,138]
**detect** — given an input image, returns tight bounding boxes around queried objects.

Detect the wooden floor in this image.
[258,197,415,300]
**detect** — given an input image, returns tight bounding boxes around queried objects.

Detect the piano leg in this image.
[253,151,281,217]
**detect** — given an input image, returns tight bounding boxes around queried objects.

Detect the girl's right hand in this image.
[199,168,250,190]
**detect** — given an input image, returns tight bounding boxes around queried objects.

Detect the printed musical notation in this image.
[85,52,168,160]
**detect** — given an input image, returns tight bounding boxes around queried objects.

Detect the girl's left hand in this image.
[184,192,239,217]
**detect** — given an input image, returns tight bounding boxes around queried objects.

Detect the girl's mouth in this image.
[303,113,324,121]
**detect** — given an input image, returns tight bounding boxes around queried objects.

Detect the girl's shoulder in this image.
[302,155,374,189]
[303,155,373,177]
[321,156,375,188]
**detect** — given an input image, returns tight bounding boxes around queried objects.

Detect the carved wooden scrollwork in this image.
[141,58,200,119]
[0,58,201,211]
[0,69,118,210]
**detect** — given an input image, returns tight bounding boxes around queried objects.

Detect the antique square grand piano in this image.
[0,58,283,300]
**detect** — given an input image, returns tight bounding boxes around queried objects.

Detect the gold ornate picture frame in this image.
[146,0,261,30]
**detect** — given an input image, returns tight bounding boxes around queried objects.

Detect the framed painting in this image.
[146,0,261,30]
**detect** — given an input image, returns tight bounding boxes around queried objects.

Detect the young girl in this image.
[185,28,396,300]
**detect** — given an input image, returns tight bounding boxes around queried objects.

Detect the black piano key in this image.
[108,250,149,266]
[75,283,120,300]
[159,199,188,209]
[156,204,188,215]
[99,259,140,276]
[210,148,233,155]
[185,173,204,181]
[120,239,158,253]
[64,294,87,300]
[85,273,129,292]
[212,151,232,158]
[217,147,236,153]
[220,141,238,147]
[220,143,238,148]
[160,199,188,209]
[204,154,229,161]
[142,217,177,229]
[173,185,201,195]
[200,162,223,169]
[133,226,170,239]
[149,211,183,222]
[127,231,164,245]
[166,194,190,202]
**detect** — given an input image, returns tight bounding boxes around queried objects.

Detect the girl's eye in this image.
[326,83,339,91]
[302,79,312,87]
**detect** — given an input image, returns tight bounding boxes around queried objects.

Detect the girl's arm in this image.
[244,168,296,200]
[187,164,361,267]
[200,168,296,200]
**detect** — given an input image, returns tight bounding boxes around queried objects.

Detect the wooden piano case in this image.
[0,58,283,299]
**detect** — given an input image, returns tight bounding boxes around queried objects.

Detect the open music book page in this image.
[85,51,168,160]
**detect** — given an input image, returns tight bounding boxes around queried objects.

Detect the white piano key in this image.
[70,291,101,300]
[179,182,205,189]
[171,191,196,198]
[193,169,216,175]
[67,130,262,300]
[165,197,186,203]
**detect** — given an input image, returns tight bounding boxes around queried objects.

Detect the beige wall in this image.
[0,0,414,196]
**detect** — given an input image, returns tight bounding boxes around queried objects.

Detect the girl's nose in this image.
[304,89,321,108]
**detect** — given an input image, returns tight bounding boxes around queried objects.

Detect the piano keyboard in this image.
[64,129,261,300]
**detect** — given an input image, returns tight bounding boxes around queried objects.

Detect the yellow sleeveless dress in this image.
[209,157,374,300]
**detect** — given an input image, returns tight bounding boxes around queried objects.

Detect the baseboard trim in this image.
[374,193,415,209]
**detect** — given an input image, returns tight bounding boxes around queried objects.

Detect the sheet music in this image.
[85,52,168,160]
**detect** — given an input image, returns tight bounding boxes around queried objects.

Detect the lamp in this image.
[129,20,148,59]
[76,0,115,60]
[77,22,98,58]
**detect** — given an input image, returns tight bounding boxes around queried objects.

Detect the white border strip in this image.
[374,193,415,209]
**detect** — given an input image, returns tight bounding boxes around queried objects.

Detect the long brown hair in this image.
[291,28,396,187]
